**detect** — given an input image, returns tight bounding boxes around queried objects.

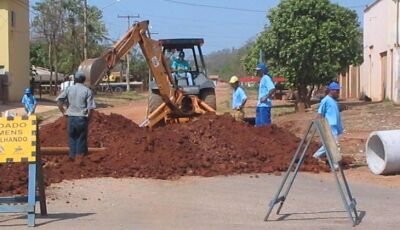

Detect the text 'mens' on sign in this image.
[0,116,37,163]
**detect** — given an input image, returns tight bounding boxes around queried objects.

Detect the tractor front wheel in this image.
[200,88,217,110]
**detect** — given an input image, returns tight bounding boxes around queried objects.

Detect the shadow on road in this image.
[270,209,366,225]
[0,212,95,227]
[36,212,96,226]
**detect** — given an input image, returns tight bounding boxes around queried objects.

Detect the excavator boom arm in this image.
[102,21,146,70]
[78,20,180,111]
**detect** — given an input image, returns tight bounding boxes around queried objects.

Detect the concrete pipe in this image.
[366,130,400,175]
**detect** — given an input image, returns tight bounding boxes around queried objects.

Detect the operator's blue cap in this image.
[255,63,268,74]
[328,82,340,90]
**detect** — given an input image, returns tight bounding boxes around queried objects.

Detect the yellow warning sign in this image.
[0,115,37,163]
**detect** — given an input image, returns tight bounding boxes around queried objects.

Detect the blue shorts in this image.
[255,107,271,127]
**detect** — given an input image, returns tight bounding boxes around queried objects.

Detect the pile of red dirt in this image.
[0,111,348,195]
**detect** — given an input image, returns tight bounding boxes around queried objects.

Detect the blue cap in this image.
[74,70,86,81]
[328,82,340,90]
[24,88,32,94]
[255,63,268,74]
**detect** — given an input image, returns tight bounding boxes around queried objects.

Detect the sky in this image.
[29,0,374,54]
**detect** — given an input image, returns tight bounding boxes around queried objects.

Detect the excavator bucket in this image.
[78,57,108,86]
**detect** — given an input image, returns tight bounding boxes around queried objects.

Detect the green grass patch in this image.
[217,100,231,114]
[366,101,399,113]
[36,108,61,123]
[97,91,146,101]
[243,86,258,98]
[95,91,147,107]
[272,106,296,118]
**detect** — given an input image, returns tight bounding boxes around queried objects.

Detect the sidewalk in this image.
[0,99,58,116]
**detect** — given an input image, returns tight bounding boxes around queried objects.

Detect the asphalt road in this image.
[0,173,398,230]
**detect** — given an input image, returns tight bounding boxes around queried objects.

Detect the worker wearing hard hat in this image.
[56,71,96,160]
[229,76,247,121]
[21,88,37,116]
[255,63,276,126]
[313,82,343,160]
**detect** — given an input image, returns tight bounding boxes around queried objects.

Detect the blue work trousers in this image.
[68,116,89,158]
[255,107,271,127]
[313,135,339,158]
[173,72,194,86]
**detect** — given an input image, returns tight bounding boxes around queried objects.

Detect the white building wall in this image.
[395,48,400,104]
[361,0,399,102]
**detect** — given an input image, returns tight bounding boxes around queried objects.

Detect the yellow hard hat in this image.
[229,76,239,84]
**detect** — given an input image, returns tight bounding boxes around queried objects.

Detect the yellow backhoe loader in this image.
[77,20,216,128]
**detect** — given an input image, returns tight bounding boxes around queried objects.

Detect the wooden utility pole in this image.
[83,0,88,60]
[118,15,139,91]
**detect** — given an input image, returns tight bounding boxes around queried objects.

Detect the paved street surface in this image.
[0,173,398,230]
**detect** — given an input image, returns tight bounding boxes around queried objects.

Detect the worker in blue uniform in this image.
[313,82,343,160]
[21,88,37,116]
[255,63,276,126]
[229,75,247,121]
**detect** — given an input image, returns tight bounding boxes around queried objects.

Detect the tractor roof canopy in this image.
[159,38,204,49]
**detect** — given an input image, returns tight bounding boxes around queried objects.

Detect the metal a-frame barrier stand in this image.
[264,119,359,226]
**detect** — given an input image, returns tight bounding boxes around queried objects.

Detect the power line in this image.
[139,13,263,28]
[346,5,367,9]
[155,31,252,40]
[163,0,266,13]
[164,0,366,12]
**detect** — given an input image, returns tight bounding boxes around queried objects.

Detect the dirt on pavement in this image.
[274,101,400,187]
[274,101,400,164]
[2,83,399,195]
[0,111,339,196]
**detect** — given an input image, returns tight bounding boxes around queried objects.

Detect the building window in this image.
[11,11,15,27]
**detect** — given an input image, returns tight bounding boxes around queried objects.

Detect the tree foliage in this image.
[129,47,149,87]
[243,0,363,108]
[205,41,253,80]
[31,0,107,75]
[30,42,48,68]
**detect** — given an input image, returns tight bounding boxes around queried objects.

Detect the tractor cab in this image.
[160,38,207,88]
[148,38,216,114]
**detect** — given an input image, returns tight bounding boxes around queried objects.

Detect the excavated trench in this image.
[0,111,349,195]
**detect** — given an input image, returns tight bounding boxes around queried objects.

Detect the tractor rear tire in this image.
[148,92,164,114]
[200,88,217,110]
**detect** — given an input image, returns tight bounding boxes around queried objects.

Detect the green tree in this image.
[30,42,48,68]
[129,47,149,88]
[243,0,362,110]
[206,43,252,80]
[32,0,66,94]
[58,0,107,74]
[31,0,107,78]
